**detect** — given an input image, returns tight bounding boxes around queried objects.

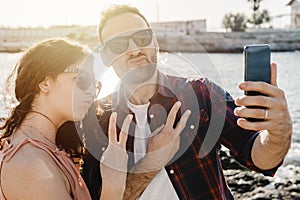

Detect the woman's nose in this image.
[86,83,96,98]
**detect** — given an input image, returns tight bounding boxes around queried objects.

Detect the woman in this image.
[0,38,131,200]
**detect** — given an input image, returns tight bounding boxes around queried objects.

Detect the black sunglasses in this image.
[102,28,153,55]
[64,68,95,91]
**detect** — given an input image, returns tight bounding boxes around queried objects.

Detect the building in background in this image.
[151,19,206,34]
[0,26,98,52]
[287,0,300,28]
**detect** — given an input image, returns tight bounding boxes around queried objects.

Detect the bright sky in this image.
[0,0,291,30]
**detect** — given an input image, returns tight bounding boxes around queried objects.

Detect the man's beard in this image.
[120,63,157,85]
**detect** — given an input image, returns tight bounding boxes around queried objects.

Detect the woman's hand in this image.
[100,113,133,200]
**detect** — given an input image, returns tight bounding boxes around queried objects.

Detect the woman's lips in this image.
[83,98,93,105]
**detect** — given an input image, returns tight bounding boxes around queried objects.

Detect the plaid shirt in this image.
[81,71,279,200]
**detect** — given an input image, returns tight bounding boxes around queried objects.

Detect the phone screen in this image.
[243,44,271,121]
[244,44,271,96]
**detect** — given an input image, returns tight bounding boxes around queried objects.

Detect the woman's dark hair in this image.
[0,37,90,143]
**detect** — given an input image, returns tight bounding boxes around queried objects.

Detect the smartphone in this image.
[244,44,271,95]
[243,44,271,121]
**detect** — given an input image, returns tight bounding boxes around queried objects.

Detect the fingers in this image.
[235,95,273,108]
[108,112,132,149]
[270,63,278,87]
[119,114,133,149]
[238,81,282,98]
[149,124,165,137]
[234,106,267,120]
[108,112,117,143]
[174,109,191,136]
[236,118,271,131]
[160,101,191,136]
[165,101,181,129]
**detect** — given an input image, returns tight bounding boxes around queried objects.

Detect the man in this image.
[64,4,292,200]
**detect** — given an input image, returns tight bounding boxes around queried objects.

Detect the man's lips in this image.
[128,56,148,65]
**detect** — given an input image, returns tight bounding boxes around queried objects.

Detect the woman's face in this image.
[47,58,95,122]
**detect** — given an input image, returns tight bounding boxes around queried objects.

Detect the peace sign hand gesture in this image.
[131,101,191,172]
[100,113,133,200]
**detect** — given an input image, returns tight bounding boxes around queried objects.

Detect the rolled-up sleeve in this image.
[219,92,281,176]
[202,79,281,176]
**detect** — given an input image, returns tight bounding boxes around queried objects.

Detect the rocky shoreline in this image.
[220,150,300,199]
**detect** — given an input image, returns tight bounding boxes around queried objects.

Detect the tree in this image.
[222,13,248,32]
[247,0,263,12]
[247,9,271,28]
[246,0,271,28]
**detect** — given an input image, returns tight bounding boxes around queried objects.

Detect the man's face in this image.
[100,13,159,84]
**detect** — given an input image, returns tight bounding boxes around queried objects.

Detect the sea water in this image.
[1,51,299,171]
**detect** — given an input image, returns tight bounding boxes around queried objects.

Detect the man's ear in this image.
[152,35,160,54]
[38,77,51,93]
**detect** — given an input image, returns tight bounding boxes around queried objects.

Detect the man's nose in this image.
[127,39,141,56]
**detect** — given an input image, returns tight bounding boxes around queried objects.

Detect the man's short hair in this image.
[98,4,150,43]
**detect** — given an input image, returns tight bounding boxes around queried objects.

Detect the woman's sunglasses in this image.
[101,28,153,55]
[64,68,96,92]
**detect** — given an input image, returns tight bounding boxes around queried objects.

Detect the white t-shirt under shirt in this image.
[127,100,179,200]
[127,101,151,163]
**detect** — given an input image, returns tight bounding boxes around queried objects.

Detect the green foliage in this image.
[222,8,271,31]
[247,0,263,11]
[222,13,248,32]
[248,9,271,27]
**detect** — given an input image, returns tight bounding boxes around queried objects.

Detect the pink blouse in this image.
[0,138,91,200]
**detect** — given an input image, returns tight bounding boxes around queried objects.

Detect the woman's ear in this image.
[38,77,51,93]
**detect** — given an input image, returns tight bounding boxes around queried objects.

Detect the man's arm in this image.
[251,129,291,170]
[123,132,179,200]
[235,63,293,170]
[124,168,160,200]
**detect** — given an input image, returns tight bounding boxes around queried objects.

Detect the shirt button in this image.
[100,156,105,162]
[190,124,195,130]
[170,169,174,174]
[149,114,154,119]
[102,147,106,152]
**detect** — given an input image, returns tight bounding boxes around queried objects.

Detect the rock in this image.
[220,149,300,199]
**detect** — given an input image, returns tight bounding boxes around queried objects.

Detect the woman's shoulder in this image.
[3,138,67,174]
[1,141,72,200]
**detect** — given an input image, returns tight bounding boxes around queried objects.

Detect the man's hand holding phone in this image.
[234,47,292,170]
[234,45,292,138]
